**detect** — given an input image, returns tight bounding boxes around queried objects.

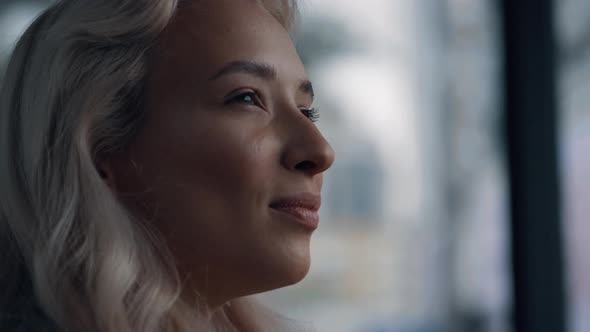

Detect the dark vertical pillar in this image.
[501,0,567,331]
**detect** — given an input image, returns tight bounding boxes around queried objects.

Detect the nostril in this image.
[295,160,316,172]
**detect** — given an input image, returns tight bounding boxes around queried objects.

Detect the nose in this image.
[281,118,335,177]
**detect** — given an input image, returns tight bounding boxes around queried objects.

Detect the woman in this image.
[0,0,335,331]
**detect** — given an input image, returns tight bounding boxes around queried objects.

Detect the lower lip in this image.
[270,206,319,230]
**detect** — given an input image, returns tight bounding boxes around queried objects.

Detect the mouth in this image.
[269,193,321,230]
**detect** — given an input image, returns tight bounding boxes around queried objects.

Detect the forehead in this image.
[154,0,305,82]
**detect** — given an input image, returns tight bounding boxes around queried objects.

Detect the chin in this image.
[271,245,312,289]
[285,256,311,286]
[246,247,311,294]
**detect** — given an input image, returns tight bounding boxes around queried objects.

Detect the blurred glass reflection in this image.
[557,1,590,332]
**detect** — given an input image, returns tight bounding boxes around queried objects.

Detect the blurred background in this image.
[0,1,587,332]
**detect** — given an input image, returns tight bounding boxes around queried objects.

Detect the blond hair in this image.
[0,0,301,331]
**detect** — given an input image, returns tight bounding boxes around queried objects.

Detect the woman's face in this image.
[104,0,334,307]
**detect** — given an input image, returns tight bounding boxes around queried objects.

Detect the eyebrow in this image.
[208,60,315,101]
[209,60,277,81]
[300,80,315,101]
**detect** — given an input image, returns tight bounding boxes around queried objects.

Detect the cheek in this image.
[180,125,277,197]
[121,107,286,252]
[130,116,279,224]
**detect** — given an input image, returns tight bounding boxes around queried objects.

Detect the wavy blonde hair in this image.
[0,0,302,331]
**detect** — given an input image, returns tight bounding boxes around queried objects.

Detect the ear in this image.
[96,159,118,191]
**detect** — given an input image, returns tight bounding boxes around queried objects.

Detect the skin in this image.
[100,0,334,311]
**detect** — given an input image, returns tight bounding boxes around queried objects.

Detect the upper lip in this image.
[269,192,321,212]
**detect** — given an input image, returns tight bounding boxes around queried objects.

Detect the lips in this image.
[269,193,321,230]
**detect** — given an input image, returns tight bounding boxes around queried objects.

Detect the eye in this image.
[224,90,262,107]
[301,107,320,123]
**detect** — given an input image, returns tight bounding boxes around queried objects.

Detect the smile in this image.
[269,193,321,230]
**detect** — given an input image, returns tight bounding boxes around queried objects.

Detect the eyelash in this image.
[225,91,320,123]
[301,107,320,123]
